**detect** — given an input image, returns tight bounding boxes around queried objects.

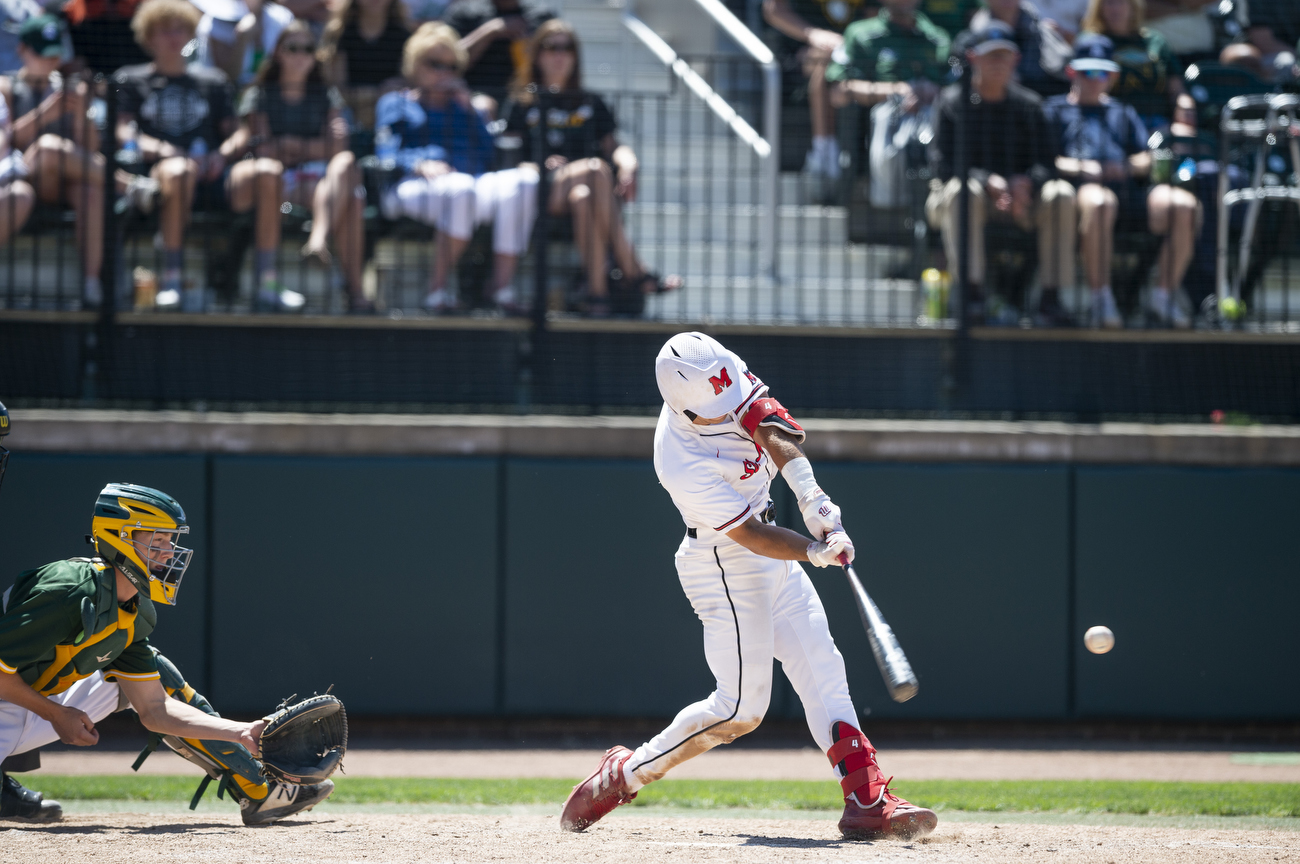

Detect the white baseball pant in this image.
[0,672,122,761]
[626,536,859,788]
[387,167,538,254]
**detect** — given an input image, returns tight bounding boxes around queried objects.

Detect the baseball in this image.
[1084,625,1115,654]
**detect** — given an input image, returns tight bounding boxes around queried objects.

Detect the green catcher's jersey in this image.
[0,558,160,695]
[825,9,952,85]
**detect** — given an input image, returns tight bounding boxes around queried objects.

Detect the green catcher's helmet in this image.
[91,483,193,606]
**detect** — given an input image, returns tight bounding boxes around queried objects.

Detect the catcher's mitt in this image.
[258,694,348,785]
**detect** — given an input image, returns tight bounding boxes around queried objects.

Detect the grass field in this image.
[26,776,1300,819]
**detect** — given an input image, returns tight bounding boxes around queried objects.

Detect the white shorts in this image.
[626,537,858,786]
[385,166,538,254]
[0,672,123,761]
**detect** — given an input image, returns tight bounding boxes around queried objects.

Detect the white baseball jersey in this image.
[654,377,776,540]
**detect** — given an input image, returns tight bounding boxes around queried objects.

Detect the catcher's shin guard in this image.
[132,649,271,809]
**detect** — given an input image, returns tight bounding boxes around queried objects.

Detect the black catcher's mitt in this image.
[258,694,348,785]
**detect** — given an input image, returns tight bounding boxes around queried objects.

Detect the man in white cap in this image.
[559,332,937,842]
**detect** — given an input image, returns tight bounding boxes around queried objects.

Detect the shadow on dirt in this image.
[737,834,854,849]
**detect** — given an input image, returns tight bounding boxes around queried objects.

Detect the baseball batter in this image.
[560,332,937,841]
[0,481,333,825]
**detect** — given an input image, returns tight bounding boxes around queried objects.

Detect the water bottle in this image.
[1176,156,1196,185]
[374,125,397,167]
[120,120,140,165]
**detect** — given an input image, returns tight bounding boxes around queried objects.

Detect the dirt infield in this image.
[37,746,1300,783]
[4,811,1299,864]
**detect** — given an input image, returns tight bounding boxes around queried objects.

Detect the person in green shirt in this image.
[1080,0,1190,127]
[921,0,978,39]
[0,483,334,825]
[764,0,875,181]
[826,0,953,113]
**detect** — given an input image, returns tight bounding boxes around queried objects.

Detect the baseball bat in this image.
[840,555,918,703]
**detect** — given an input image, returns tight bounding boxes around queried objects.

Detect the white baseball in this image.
[1084,625,1115,654]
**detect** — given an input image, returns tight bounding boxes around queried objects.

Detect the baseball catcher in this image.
[0,482,341,825]
[559,332,937,841]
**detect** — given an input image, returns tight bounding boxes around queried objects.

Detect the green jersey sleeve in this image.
[825,20,875,83]
[104,636,160,682]
[0,571,81,679]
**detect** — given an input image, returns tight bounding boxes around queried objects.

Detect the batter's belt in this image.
[687,500,776,539]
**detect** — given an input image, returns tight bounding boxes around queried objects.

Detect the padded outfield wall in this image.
[1,412,1298,722]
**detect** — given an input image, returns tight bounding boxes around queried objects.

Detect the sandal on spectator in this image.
[583,293,612,318]
[347,295,376,314]
[119,176,159,216]
[630,271,683,295]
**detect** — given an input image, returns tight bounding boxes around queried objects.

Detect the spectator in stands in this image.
[501,20,682,316]
[195,0,296,88]
[444,0,554,113]
[925,22,1073,324]
[1244,0,1299,71]
[762,0,870,185]
[376,21,537,313]
[1031,0,1090,41]
[0,0,56,75]
[63,0,149,75]
[951,0,1072,95]
[1045,34,1200,328]
[1081,0,1190,130]
[922,0,979,40]
[0,80,35,253]
[826,0,951,112]
[115,0,235,310]
[224,21,367,311]
[320,0,410,129]
[2,14,104,306]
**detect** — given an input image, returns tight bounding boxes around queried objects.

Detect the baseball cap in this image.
[966,21,1019,56]
[19,15,65,59]
[1069,33,1121,73]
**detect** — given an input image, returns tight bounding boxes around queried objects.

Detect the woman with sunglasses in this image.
[502,20,681,317]
[1043,33,1201,328]
[377,22,538,313]
[1079,0,1190,131]
[224,21,369,311]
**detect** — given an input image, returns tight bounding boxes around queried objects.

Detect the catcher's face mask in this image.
[126,527,193,605]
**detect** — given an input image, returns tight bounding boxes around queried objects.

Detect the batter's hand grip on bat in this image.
[840,555,918,703]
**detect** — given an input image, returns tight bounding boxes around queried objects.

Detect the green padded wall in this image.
[1075,467,1300,719]
[210,457,499,714]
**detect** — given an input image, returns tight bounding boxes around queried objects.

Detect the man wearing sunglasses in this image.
[1042,33,1201,329]
[0,483,334,825]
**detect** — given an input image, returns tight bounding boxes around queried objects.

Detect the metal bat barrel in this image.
[843,561,919,703]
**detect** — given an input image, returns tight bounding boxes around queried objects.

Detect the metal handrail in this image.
[621,2,780,281]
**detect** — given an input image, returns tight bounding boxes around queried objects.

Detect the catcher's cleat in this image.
[0,773,63,823]
[828,721,936,841]
[559,745,638,832]
[239,779,335,827]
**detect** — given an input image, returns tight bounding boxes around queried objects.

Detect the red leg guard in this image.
[827,721,886,803]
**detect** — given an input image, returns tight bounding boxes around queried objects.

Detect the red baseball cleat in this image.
[827,721,937,841]
[559,745,638,832]
[838,785,938,841]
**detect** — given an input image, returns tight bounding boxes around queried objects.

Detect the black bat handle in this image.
[842,558,919,703]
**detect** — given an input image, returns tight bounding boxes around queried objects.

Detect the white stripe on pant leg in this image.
[771,560,858,759]
[4,672,123,759]
[627,541,776,787]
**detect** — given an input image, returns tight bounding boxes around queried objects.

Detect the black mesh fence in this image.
[1,12,1299,420]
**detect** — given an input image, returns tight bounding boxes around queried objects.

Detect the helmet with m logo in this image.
[655,332,760,422]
